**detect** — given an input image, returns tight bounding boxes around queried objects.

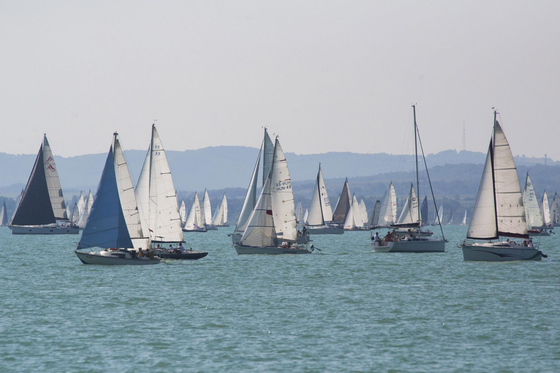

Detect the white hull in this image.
[234,244,311,255]
[372,238,445,253]
[308,226,344,235]
[75,250,161,265]
[461,242,542,261]
[11,225,79,235]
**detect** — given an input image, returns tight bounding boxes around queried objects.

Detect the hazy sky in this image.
[1,1,559,159]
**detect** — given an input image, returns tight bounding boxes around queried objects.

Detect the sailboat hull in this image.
[372,238,445,253]
[234,244,311,255]
[528,229,550,236]
[75,251,161,265]
[308,226,344,235]
[157,251,208,260]
[461,242,542,261]
[11,225,79,235]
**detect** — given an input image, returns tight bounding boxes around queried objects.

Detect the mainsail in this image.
[307,164,334,226]
[184,192,204,230]
[541,191,552,227]
[332,179,351,224]
[11,134,68,226]
[369,200,381,228]
[235,146,262,235]
[240,176,277,247]
[378,182,397,227]
[212,194,228,226]
[0,201,8,226]
[395,184,420,227]
[270,138,297,241]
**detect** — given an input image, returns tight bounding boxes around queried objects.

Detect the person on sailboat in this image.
[178,243,185,253]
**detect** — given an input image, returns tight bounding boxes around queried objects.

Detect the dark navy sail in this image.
[78,147,133,249]
[11,145,56,226]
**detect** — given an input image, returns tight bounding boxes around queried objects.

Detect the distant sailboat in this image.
[296,202,304,224]
[332,179,352,226]
[10,135,78,234]
[376,182,397,228]
[461,111,543,261]
[551,192,559,226]
[541,191,552,229]
[359,199,368,226]
[447,207,454,225]
[183,192,206,232]
[433,205,443,226]
[344,194,366,230]
[460,210,467,226]
[75,133,159,265]
[523,173,548,236]
[368,200,381,229]
[212,194,229,227]
[201,190,217,230]
[420,196,428,224]
[0,201,8,226]
[77,191,94,229]
[179,200,186,226]
[234,136,312,254]
[306,164,343,234]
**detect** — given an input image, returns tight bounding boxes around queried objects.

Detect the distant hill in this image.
[0,147,556,197]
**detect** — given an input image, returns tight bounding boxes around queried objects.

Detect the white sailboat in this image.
[460,210,467,226]
[201,189,217,230]
[462,111,544,261]
[77,190,94,229]
[183,192,206,232]
[10,134,78,234]
[433,205,443,226]
[541,190,552,229]
[0,201,8,226]
[523,173,549,236]
[75,132,159,265]
[551,192,559,226]
[296,201,304,224]
[375,182,397,228]
[212,194,229,227]
[234,136,312,254]
[359,199,368,226]
[303,209,309,225]
[306,164,343,234]
[372,106,446,253]
[179,200,186,226]
[368,200,381,229]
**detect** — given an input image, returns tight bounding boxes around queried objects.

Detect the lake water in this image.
[1,226,559,372]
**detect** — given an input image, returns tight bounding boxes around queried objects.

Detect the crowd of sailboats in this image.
[2,106,557,263]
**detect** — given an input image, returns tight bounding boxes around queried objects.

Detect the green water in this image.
[1,226,559,372]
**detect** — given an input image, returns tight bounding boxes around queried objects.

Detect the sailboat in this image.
[306,164,343,234]
[296,201,304,224]
[136,124,207,260]
[374,182,397,228]
[541,191,553,230]
[523,173,549,236]
[179,200,186,226]
[201,190,217,230]
[447,207,454,225]
[332,179,352,227]
[212,194,229,227]
[183,192,207,232]
[551,192,559,227]
[461,111,544,261]
[371,106,446,253]
[460,210,467,226]
[75,133,159,265]
[0,201,8,226]
[234,136,312,254]
[10,135,78,234]
[420,196,428,224]
[368,200,381,229]
[359,199,368,226]
[77,191,94,229]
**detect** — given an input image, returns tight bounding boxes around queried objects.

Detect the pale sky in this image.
[1,1,559,159]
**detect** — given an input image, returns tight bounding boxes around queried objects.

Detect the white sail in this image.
[352,195,364,228]
[235,146,262,234]
[270,138,297,241]
[332,179,352,224]
[434,205,443,225]
[0,201,8,226]
[523,173,543,229]
[303,209,308,224]
[179,200,186,225]
[343,199,356,229]
[378,182,397,227]
[296,202,304,224]
[551,192,559,225]
[461,210,467,226]
[492,121,527,237]
[240,176,277,247]
[43,135,67,220]
[184,193,203,230]
[212,194,228,226]
[369,200,381,228]
[307,171,324,226]
[135,125,184,243]
[72,192,85,224]
[468,119,527,239]
[262,128,274,186]
[78,191,94,229]
[318,166,333,223]
[359,199,368,225]
[201,190,212,228]
[541,191,551,227]
[396,184,419,226]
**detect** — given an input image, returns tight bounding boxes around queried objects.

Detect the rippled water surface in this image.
[1,226,559,372]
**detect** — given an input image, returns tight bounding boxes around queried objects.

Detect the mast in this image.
[413,105,420,224]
